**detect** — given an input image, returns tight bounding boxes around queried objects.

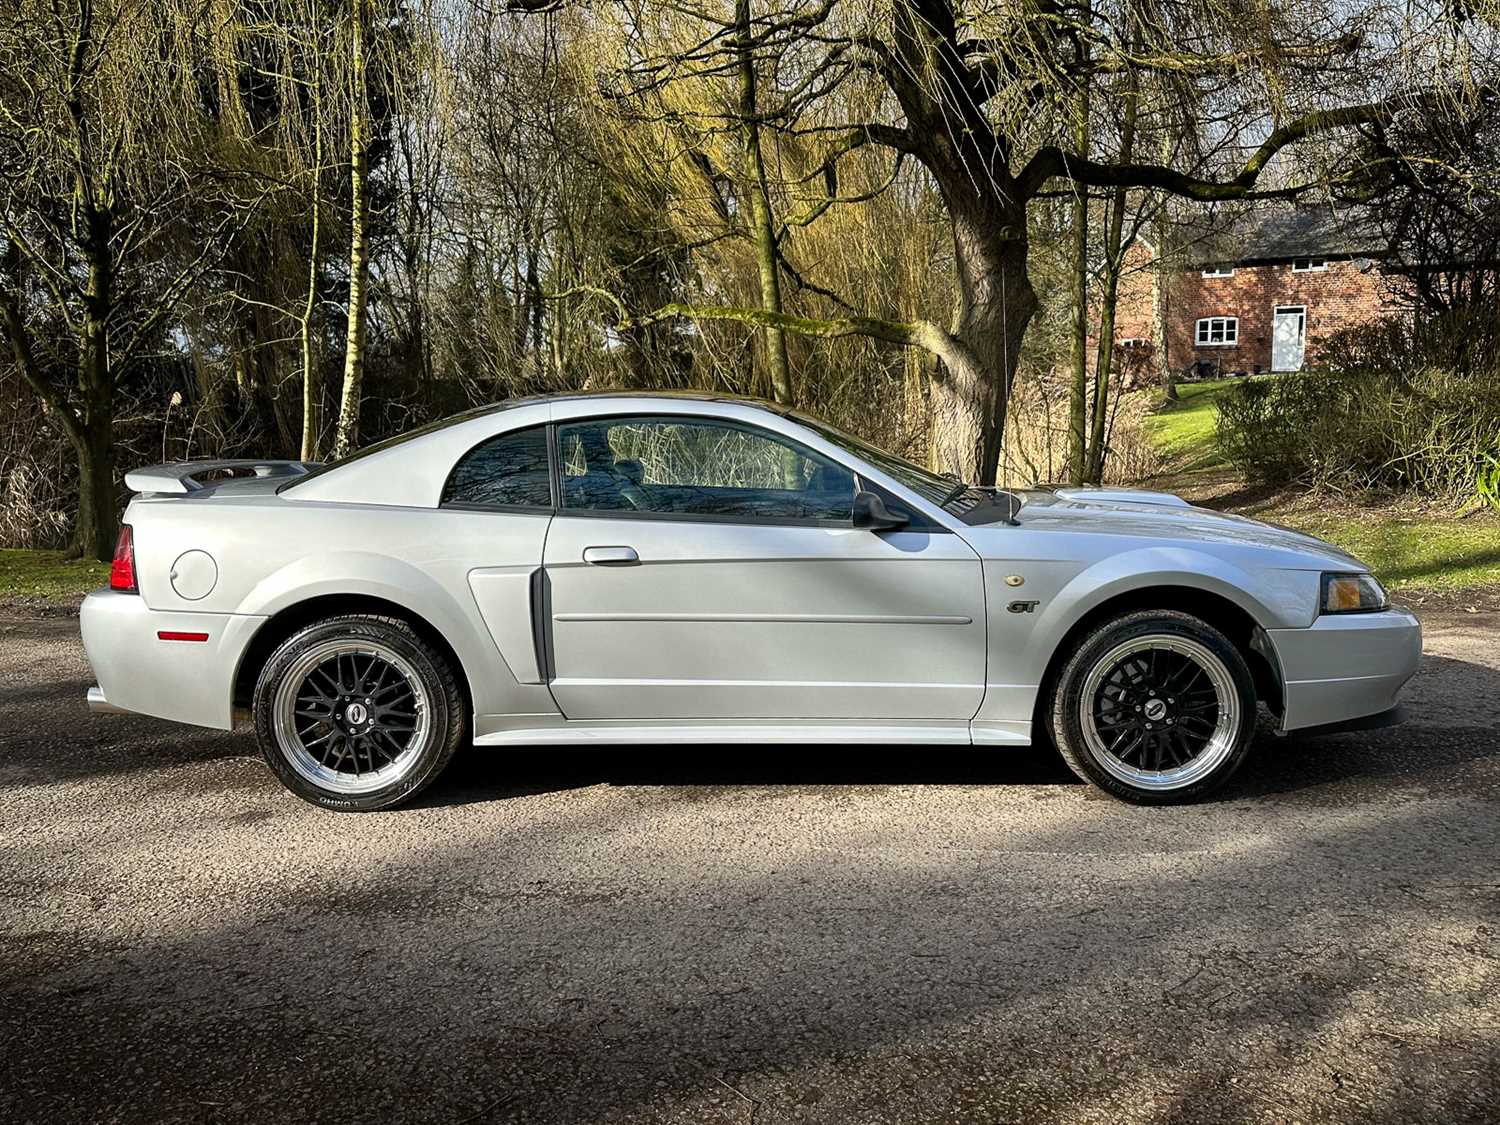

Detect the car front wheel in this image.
[1049,609,1256,804]
[253,614,464,811]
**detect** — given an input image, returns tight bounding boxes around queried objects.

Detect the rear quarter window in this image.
[442,424,552,509]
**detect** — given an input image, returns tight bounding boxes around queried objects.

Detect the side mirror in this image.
[852,490,909,530]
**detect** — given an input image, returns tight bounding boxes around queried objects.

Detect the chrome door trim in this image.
[552,611,973,625]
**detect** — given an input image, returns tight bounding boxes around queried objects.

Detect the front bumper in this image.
[80,589,265,730]
[1266,608,1422,732]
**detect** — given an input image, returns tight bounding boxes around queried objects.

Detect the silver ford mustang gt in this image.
[81,392,1421,810]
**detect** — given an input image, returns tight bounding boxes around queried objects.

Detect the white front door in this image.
[1272,306,1307,371]
[539,413,988,722]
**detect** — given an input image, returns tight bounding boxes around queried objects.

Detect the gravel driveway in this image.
[1,608,1496,1124]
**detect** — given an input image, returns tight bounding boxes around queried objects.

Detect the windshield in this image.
[790,412,960,506]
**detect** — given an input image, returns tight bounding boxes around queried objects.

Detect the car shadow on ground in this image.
[415,651,1500,809]
[417,743,1085,808]
[7,654,1496,807]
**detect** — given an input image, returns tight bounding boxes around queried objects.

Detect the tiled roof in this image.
[1175,206,1390,266]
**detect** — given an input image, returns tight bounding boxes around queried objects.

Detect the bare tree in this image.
[0,0,277,557]
[333,0,373,457]
[538,0,1494,483]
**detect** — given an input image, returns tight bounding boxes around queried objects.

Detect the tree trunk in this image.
[71,329,117,560]
[1065,66,1092,485]
[300,80,324,462]
[333,0,370,459]
[1085,59,1139,486]
[72,405,116,563]
[1086,251,1121,485]
[926,206,1037,485]
[1151,119,1177,402]
[736,0,791,405]
[72,213,118,561]
[1153,221,1177,401]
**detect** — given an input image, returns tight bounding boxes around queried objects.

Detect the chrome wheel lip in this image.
[272,638,431,796]
[1078,634,1239,791]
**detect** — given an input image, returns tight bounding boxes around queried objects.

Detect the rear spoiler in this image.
[124,459,320,495]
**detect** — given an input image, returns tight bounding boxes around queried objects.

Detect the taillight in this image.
[110,524,138,592]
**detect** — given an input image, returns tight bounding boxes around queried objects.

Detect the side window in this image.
[442,424,552,509]
[556,416,856,521]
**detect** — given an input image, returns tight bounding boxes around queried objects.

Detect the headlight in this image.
[1320,572,1389,614]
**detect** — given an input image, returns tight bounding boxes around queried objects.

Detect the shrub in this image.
[1216,346,1500,502]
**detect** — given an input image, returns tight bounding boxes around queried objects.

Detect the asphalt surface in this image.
[1,608,1497,1125]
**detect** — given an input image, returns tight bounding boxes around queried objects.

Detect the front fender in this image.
[975,545,1313,732]
[1022,546,1306,674]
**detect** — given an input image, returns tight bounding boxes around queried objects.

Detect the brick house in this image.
[1114,209,1398,376]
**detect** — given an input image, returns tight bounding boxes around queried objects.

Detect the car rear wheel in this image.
[1049,609,1256,804]
[253,614,464,811]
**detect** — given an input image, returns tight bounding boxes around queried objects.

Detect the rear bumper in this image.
[86,686,130,715]
[1266,608,1422,733]
[1280,703,1407,739]
[80,589,265,730]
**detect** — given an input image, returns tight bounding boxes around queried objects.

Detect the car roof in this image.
[499,389,790,414]
[279,390,797,504]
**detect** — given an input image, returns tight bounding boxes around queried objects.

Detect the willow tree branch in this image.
[780,146,905,239]
[1079,35,1363,77]
[1017,86,1489,200]
[615,302,975,380]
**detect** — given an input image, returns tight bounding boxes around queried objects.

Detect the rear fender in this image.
[237,551,527,720]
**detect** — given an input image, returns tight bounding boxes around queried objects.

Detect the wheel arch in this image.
[1030,584,1284,743]
[233,593,474,721]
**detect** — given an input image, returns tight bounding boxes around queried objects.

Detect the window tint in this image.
[443,424,552,508]
[557,416,855,521]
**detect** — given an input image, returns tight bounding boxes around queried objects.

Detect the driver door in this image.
[540,413,987,723]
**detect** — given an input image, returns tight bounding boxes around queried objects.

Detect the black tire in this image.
[1048,609,1256,805]
[253,614,464,812]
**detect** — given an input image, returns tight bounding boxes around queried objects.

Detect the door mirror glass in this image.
[852,490,909,530]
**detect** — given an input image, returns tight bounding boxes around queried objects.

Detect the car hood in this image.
[979,486,1365,569]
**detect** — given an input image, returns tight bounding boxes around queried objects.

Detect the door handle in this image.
[582,545,640,566]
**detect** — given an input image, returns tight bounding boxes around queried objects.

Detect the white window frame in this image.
[1292,257,1328,273]
[1200,264,1234,278]
[1195,317,1239,347]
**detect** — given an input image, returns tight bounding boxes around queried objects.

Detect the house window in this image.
[1118,338,1147,347]
[1201,264,1234,278]
[1292,258,1328,272]
[1195,317,1238,346]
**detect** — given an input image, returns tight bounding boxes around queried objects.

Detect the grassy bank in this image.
[1142,378,1237,472]
[1138,377,1500,597]
[0,549,109,602]
[1272,510,1500,593]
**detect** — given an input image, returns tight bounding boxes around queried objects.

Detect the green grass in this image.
[0,549,110,601]
[1142,378,1242,471]
[1136,377,1500,594]
[1271,512,1500,593]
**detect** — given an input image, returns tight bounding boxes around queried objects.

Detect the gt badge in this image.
[1007,600,1039,614]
